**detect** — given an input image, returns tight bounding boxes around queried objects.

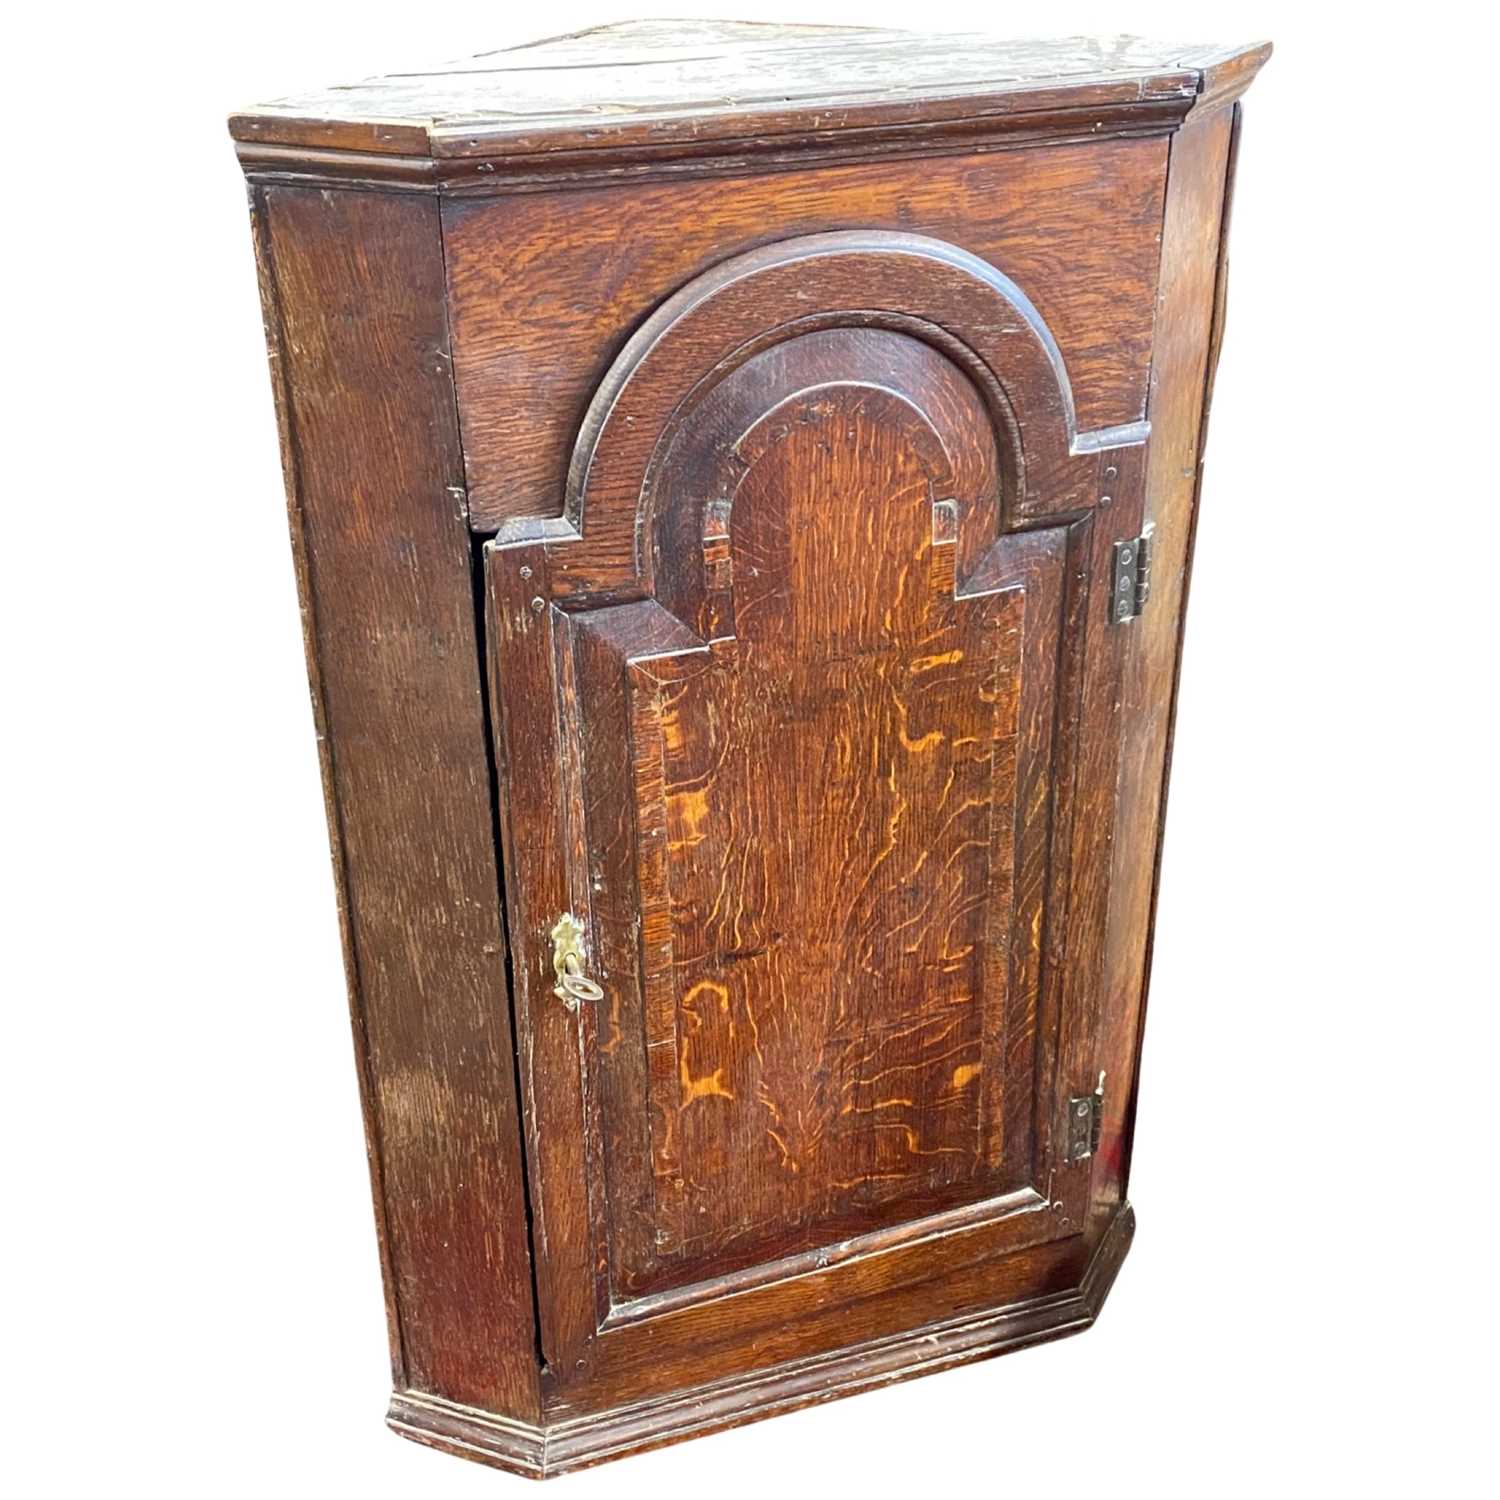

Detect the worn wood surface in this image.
[251,186,541,1419]
[484,228,1147,1407]
[388,1204,1134,1478]
[1097,104,1241,1213]
[229,20,1268,163]
[445,139,1167,530]
[588,335,1033,1299]
[232,20,1269,1477]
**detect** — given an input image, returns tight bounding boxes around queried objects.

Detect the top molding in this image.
[230,20,1271,189]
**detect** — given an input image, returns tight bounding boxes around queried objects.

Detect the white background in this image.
[6,2,1495,1495]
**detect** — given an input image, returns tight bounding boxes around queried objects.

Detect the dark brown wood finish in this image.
[249,187,541,1420]
[485,228,1146,1406]
[234,20,1268,1478]
[389,1205,1135,1477]
[1102,103,1243,1207]
[443,140,1167,529]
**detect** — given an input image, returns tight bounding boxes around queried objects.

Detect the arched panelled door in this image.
[486,232,1150,1390]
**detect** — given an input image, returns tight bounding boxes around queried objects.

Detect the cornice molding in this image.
[231,28,1271,195]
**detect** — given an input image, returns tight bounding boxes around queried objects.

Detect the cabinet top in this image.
[229,19,1270,166]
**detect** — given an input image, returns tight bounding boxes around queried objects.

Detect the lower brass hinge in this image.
[1110,524,1154,623]
[1066,1073,1106,1162]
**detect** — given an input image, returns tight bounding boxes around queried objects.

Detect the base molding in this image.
[387,1204,1134,1478]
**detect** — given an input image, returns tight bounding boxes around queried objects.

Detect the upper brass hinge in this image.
[1066,1073,1106,1162]
[1110,524,1155,624]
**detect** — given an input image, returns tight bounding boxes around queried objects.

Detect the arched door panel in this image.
[486,235,1148,1391]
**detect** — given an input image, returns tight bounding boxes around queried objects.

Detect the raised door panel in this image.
[570,329,1056,1306]
[485,233,1147,1394]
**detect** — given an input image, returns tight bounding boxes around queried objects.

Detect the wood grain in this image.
[1094,102,1240,1217]
[387,1203,1133,1477]
[608,341,1028,1297]
[445,139,1168,530]
[228,21,1268,163]
[230,21,1270,1475]
[485,229,1147,1404]
[252,186,541,1419]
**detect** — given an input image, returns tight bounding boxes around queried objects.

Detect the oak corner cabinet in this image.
[232,20,1269,1479]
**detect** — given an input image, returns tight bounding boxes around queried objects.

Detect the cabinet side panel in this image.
[246,188,407,1382]
[1092,105,1238,1216]
[252,185,541,1419]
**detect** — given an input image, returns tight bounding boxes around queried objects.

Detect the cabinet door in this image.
[487,233,1147,1394]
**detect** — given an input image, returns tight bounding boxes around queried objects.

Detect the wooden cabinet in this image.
[232,21,1269,1477]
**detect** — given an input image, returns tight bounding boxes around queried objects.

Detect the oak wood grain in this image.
[253,186,541,1420]
[484,228,1146,1406]
[1096,102,1240,1215]
[388,1204,1133,1477]
[606,340,1029,1298]
[228,21,1268,163]
[231,21,1269,1475]
[445,140,1168,530]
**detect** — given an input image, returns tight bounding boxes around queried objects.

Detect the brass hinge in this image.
[1066,1073,1106,1162]
[1110,524,1154,624]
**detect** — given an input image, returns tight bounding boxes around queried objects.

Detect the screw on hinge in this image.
[1066,1071,1106,1161]
[1111,524,1155,623]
